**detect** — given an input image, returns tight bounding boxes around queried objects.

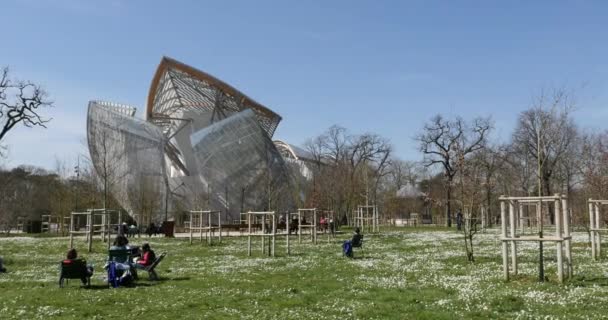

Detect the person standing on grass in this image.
[456,210,463,231]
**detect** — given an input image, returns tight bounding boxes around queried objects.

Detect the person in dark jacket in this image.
[63,248,93,284]
[456,210,464,231]
[342,228,363,258]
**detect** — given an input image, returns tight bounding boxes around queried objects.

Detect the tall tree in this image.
[416,115,491,227]
[512,89,577,222]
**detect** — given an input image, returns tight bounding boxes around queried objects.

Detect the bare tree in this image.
[512,88,577,222]
[416,115,491,227]
[0,67,53,152]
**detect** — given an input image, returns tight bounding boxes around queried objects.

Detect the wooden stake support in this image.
[499,194,573,283]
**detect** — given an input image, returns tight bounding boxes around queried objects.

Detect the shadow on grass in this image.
[157,276,191,282]
[571,275,608,287]
[83,281,156,290]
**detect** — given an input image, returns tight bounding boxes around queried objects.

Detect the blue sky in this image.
[0,0,607,170]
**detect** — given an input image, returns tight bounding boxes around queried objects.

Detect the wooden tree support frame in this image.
[588,199,608,260]
[245,211,290,257]
[41,214,68,234]
[355,205,378,233]
[499,195,573,283]
[68,209,119,252]
[320,210,336,242]
[188,210,222,245]
[297,208,317,244]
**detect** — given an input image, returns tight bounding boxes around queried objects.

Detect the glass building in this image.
[87,57,297,222]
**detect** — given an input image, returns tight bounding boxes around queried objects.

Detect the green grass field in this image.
[1,228,607,319]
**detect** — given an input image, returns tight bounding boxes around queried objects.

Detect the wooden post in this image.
[272,213,276,257]
[107,212,111,250]
[247,212,252,256]
[69,213,74,249]
[313,209,317,244]
[207,212,211,245]
[199,212,203,243]
[218,211,222,243]
[589,201,596,260]
[298,210,302,244]
[118,211,123,236]
[262,215,266,254]
[595,203,601,259]
[376,206,379,232]
[286,212,290,255]
[101,213,106,243]
[189,211,193,245]
[518,203,524,232]
[87,212,92,253]
[562,197,572,278]
[509,201,517,275]
[555,197,564,283]
[501,200,509,281]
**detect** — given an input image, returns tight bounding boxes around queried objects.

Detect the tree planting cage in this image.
[499,195,573,283]
[356,205,378,233]
[188,210,222,245]
[297,208,317,244]
[320,210,337,242]
[245,211,290,257]
[588,199,608,260]
[69,209,119,252]
[41,214,67,234]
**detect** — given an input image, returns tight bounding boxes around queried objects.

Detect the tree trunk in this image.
[446,183,452,227]
[542,174,553,224]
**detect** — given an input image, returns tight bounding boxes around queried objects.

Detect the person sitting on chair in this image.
[342,228,363,258]
[351,228,363,247]
[107,235,134,283]
[63,248,93,285]
[110,235,130,250]
[134,243,156,269]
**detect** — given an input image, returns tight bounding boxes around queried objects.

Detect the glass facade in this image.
[87,57,296,222]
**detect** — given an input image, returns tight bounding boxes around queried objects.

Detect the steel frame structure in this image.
[87,57,298,223]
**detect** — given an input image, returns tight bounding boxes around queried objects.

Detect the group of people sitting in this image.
[61,234,157,287]
[108,235,157,284]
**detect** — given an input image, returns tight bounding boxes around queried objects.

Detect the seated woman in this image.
[134,243,156,270]
[342,228,363,258]
[63,248,94,284]
[108,235,132,270]
[110,235,130,250]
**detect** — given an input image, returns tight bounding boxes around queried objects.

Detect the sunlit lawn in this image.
[1,227,607,319]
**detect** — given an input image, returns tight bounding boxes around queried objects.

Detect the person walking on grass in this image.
[456,210,463,231]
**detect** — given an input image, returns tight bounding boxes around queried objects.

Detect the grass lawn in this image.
[1,227,608,319]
